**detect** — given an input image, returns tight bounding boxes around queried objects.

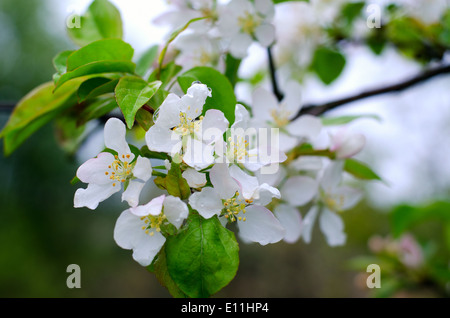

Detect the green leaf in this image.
[77,97,118,125]
[77,77,119,102]
[341,2,365,25]
[115,76,161,128]
[148,62,182,90]
[165,213,240,298]
[53,50,75,74]
[390,201,450,238]
[224,54,241,87]
[136,45,159,77]
[273,0,309,3]
[321,114,382,126]
[344,158,382,181]
[140,145,170,160]
[67,0,123,47]
[177,66,236,124]
[0,79,83,155]
[55,39,135,89]
[311,47,346,85]
[135,107,154,131]
[165,161,191,200]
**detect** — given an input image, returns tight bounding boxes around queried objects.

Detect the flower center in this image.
[324,195,345,212]
[173,111,203,136]
[105,154,134,187]
[270,107,291,127]
[238,11,261,34]
[226,136,249,162]
[222,191,253,222]
[140,213,167,236]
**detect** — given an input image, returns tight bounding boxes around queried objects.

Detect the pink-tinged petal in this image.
[76,152,115,184]
[183,137,215,170]
[320,160,344,191]
[281,176,318,207]
[181,83,211,119]
[114,209,165,266]
[145,124,182,154]
[330,128,366,159]
[229,33,253,58]
[210,163,240,200]
[274,204,302,244]
[133,156,152,182]
[104,118,132,160]
[319,208,346,246]
[229,165,259,200]
[182,168,207,188]
[188,187,223,219]
[201,109,229,143]
[74,182,120,210]
[286,115,322,139]
[121,180,146,208]
[300,205,319,244]
[254,23,275,47]
[251,86,278,122]
[236,205,285,245]
[163,195,188,229]
[129,194,165,217]
[155,93,182,128]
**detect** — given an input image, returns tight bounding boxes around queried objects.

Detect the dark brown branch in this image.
[294,64,450,118]
[267,46,284,102]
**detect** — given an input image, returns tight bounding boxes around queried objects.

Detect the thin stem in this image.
[267,46,283,102]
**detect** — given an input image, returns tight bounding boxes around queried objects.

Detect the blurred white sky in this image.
[51,0,450,211]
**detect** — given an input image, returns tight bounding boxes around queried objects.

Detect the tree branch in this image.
[294,64,450,118]
[267,46,284,102]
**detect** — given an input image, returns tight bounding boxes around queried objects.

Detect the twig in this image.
[294,64,450,118]
[267,46,283,102]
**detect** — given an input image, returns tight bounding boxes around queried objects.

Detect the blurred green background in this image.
[0,0,448,298]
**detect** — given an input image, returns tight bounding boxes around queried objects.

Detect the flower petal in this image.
[180,83,211,119]
[254,23,275,47]
[210,163,239,200]
[300,205,318,244]
[74,182,120,210]
[131,230,166,266]
[133,156,152,182]
[319,208,346,246]
[251,86,278,122]
[155,93,182,128]
[229,32,253,58]
[201,109,229,143]
[289,156,323,172]
[253,183,280,206]
[282,81,303,118]
[329,186,363,211]
[76,152,115,185]
[104,118,132,160]
[274,204,302,244]
[182,168,207,188]
[122,180,146,208]
[320,160,344,191]
[145,124,182,154]
[188,187,223,219]
[183,137,215,170]
[237,205,285,245]
[163,195,189,229]
[129,194,165,217]
[231,104,250,130]
[286,114,322,139]
[229,165,259,199]
[280,176,318,206]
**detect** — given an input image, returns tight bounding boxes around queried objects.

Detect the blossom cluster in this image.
[74,81,365,266]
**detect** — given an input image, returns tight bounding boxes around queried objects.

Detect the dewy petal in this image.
[201,109,229,143]
[188,187,223,219]
[129,194,165,217]
[145,124,182,154]
[253,183,280,206]
[122,180,146,208]
[280,176,318,207]
[251,87,278,122]
[300,205,319,244]
[209,163,240,200]
[319,208,346,246]
[183,137,215,170]
[286,115,322,139]
[320,160,344,191]
[76,152,115,185]
[274,204,302,244]
[114,209,166,266]
[180,83,211,119]
[254,23,275,47]
[155,93,182,128]
[237,205,285,245]
[74,182,120,210]
[132,156,152,182]
[163,195,188,229]
[229,32,253,58]
[182,168,207,188]
[229,165,259,200]
[104,118,132,160]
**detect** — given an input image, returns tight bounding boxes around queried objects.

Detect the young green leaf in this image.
[67,0,123,47]
[311,47,346,85]
[177,66,236,124]
[165,213,240,298]
[115,76,161,128]
[321,114,382,126]
[344,158,382,181]
[77,77,118,102]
